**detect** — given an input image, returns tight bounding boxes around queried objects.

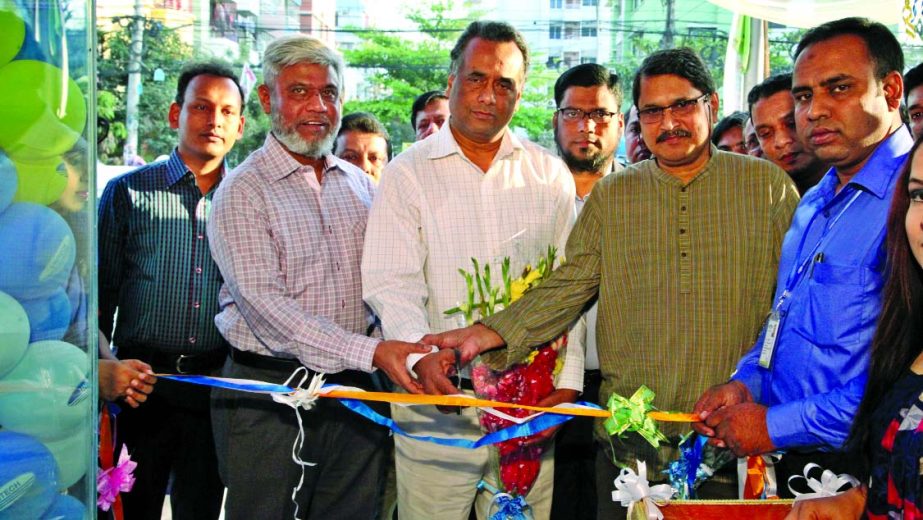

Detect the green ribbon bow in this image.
[604,385,669,448]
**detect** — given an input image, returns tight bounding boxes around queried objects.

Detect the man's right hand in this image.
[373,341,433,394]
[421,323,506,365]
[413,349,463,414]
[692,380,753,438]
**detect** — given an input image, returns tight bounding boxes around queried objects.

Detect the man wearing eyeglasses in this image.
[422,47,799,519]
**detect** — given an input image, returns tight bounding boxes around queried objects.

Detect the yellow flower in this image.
[522,268,543,286]
[526,350,539,364]
[509,279,529,302]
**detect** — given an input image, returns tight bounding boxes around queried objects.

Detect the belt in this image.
[230,347,302,372]
[117,346,227,374]
[458,377,475,392]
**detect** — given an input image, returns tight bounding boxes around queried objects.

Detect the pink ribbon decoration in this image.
[97,445,137,511]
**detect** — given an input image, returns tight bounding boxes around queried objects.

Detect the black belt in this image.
[458,377,475,392]
[230,347,302,372]
[117,346,227,374]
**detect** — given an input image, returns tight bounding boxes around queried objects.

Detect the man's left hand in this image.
[520,388,580,446]
[705,402,775,456]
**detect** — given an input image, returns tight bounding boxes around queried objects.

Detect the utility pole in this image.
[661,0,675,49]
[123,0,144,164]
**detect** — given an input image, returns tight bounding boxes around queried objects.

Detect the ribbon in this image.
[605,386,670,448]
[97,445,136,512]
[477,480,532,520]
[739,452,781,499]
[787,462,859,502]
[612,461,674,520]
[270,368,319,520]
[97,405,127,518]
[664,433,708,499]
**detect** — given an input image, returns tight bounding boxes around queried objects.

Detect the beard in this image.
[555,130,612,173]
[271,109,340,158]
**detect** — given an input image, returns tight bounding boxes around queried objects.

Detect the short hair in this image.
[175,62,244,107]
[632,48,715,107]
[410,90,448,128]
[905,63,923,102]
[337,112,392,160]
[263,35,345,95]
[553,63,622,108]
[711,111,748,146]
[449,21,529,77]
[794,17,903,81]
[747,73,792,116]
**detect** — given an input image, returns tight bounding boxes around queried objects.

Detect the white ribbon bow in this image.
[611,461,674,520]
[787,462,860,502]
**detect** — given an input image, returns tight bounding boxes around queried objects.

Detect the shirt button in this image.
[195,267,203,274]
[679,229,686,234]
[681,252,687,258]
[680,187,687,192]
[193,301,201,309]
[188,336,197,344]
[681,206,687,211]
[197,234,204,240]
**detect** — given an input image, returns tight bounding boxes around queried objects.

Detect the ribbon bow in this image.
[478,480,533,520]
[612,461,674,520]
[787,462,859,502]
[605,386,668,448]
[97,445,137,511]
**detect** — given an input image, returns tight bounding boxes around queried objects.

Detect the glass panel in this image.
[0,0,97,517]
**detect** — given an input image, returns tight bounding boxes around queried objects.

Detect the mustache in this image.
[656,130,692,143]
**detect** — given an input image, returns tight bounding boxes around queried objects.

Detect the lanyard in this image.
[775,189,862,311]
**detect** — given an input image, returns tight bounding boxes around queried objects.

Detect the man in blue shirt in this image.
[694,17,911,490]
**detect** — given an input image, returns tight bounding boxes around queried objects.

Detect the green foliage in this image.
[97,20,195,163]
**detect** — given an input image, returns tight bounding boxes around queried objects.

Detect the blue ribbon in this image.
[161,374,600,448]
[664,433,707,499]
[477,480,531,520]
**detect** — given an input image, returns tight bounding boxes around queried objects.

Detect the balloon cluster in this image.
[0,2,91,519]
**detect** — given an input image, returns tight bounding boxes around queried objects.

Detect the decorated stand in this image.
[0,0,97,518]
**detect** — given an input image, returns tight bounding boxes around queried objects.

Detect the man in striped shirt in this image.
[98,61,245,520]
[424,48,800,518]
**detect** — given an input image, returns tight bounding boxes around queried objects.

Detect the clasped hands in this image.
[692,380,776,457]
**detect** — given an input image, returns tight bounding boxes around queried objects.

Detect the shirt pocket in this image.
[798,262,867,349]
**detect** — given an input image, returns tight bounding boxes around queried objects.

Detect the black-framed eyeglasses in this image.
[636,93,710,124]
[556,107,617,124]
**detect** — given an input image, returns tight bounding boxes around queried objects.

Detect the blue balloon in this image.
[0,290,29,379]
[40,493,87,520]
[0,150,15,213]
[0,340,89,439]
[0,202,75,300]
[42,424,88,489]
[19,288,71,342]
[39,493,86,520]
[0,431,58,519]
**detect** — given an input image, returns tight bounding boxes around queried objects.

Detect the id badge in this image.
[758,310,781,369]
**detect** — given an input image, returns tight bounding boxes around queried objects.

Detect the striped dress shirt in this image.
[482,149,800,474]
[362,123,584,390]
[208,134,380,373]
[98,149,226,353]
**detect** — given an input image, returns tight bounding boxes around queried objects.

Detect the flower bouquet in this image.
[444,246,567,508]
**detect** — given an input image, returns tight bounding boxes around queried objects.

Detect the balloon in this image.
[0,340,89,439]
[0,290,29,379]
[0,431,58,519]
[12,157,67,206]
[0,5,25,67]
[0,150,15,213]
[19,289,71,343]
[39,493,86,520]
[0,60,86,160]
[42,425,89,490]
[0,202,76,300]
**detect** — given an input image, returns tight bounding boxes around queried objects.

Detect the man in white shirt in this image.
[549,62,623,520]
[362,21,583,520]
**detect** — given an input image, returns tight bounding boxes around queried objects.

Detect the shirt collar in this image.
[826,127,914,199]
[648,144,720,186]
[261,132,340,183]
[164,148,229,189]
[426,121,523,163]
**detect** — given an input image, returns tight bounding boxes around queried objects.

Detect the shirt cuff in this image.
[350,334,382,373]
[766,400,811,450]
[731,365,763,403]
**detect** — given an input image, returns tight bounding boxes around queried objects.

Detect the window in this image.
[581,24,597,37]
[549,23,562,39]
[581,56,596,64]
[564,21,579,39]
[565,0,580,7]
[582,0,598,5]
[550,0,562,8]
[563,51,580,68]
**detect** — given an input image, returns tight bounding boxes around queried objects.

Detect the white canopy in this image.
[705,0,902,29]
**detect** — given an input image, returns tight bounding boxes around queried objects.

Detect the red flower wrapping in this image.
[472,336,565,497]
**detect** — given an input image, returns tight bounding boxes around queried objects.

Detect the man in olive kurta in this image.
[423,48,800,518]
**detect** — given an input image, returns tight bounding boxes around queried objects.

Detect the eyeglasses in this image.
[556,107,617,125]
[636,93,710,124]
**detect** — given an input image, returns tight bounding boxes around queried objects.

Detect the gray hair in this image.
[262,34,345,96]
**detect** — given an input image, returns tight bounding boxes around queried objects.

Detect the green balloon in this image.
[0,60,87,160]
[12,157,67,206]
[0,5,25,67]
[0,290,29,378]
